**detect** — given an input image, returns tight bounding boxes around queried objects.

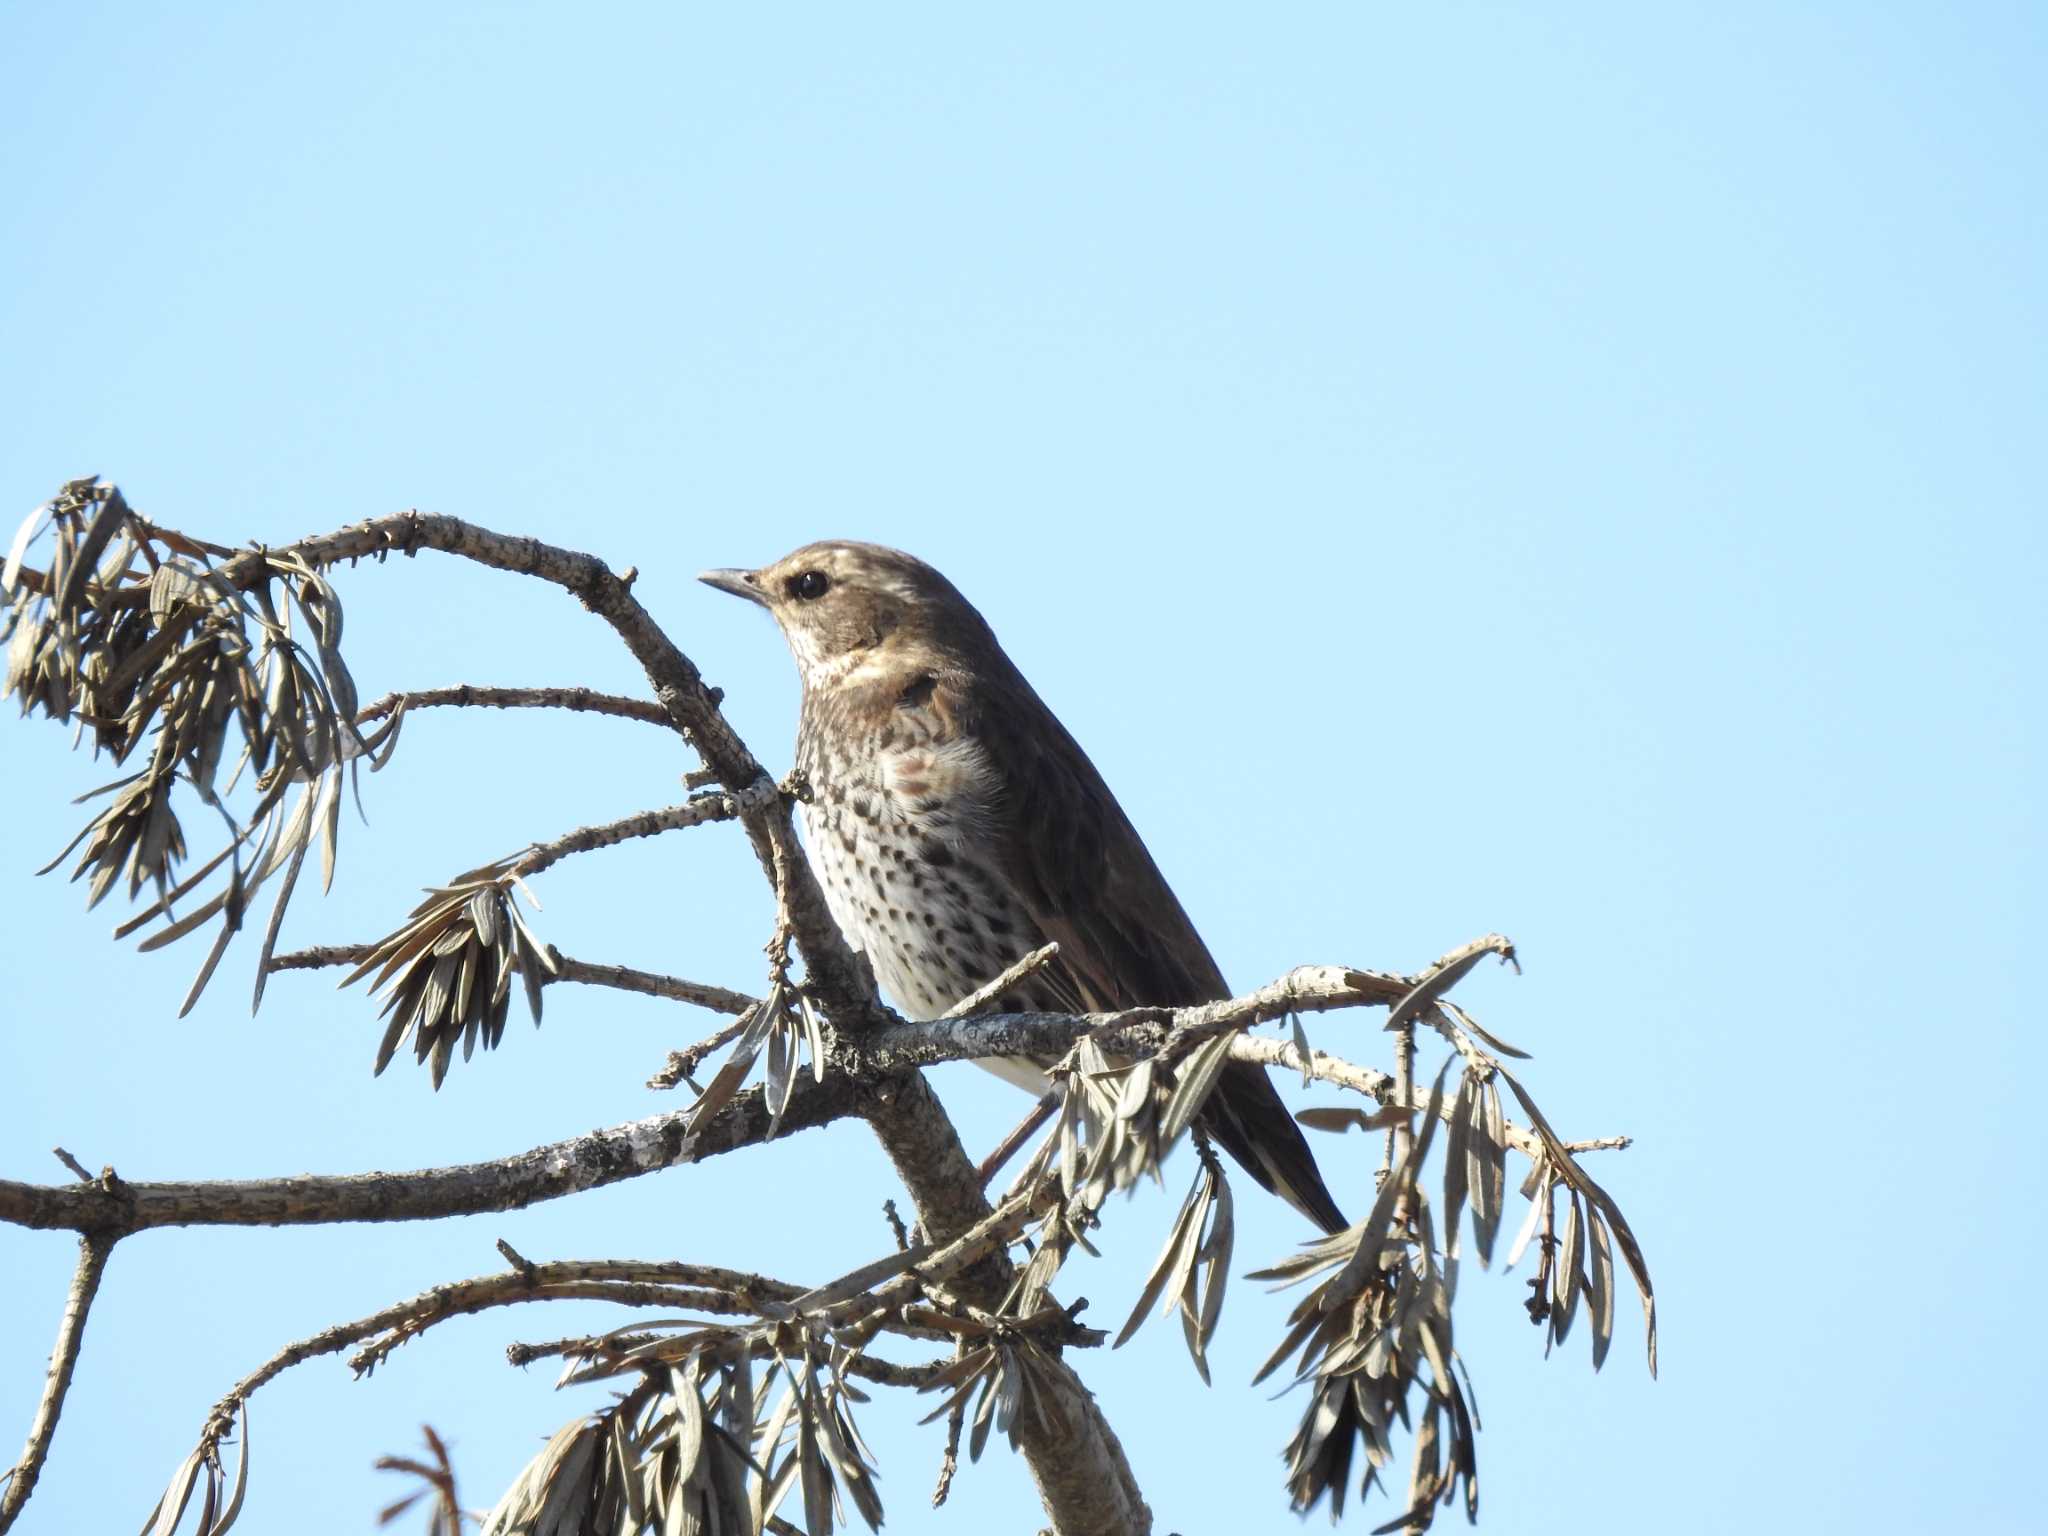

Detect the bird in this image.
[701,541,1348,1234]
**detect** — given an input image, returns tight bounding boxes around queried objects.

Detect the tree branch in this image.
[852,962,1417,1072]
[191,1262,806,1451]
[548,953,756,1016]
[2,954,1583,1240]
[0,1076,859,1235]
[268,942,757,1017]
[510,795,746,880]
[505,1332,948,1390]
[0,1232,113,1533]
[354,684,670,728]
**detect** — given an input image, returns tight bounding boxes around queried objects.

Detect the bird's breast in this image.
[796,711,1039,1025]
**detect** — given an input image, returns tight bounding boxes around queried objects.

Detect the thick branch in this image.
[1,958,1577,1238]
[0,1233,112,1532]
[0,1077,858,1235]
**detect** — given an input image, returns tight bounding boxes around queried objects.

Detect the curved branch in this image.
[194,1264,788,1449]
[0,1232,113,1533]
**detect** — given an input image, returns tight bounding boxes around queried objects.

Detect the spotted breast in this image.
[797,670,1062,1091]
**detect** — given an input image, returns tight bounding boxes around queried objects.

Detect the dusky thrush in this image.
[702,541,1348,1234]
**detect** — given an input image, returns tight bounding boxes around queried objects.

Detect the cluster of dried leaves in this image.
[483,1301,916,1534]
[1253,1041,1655,1529]
[137,1402,249,1536]
[343,862,559,1088]
[899,953,1661,1532]
[2,479,400,1016]
[681,965,828,1142]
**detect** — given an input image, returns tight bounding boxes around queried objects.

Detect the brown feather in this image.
[960,662,1350,1235]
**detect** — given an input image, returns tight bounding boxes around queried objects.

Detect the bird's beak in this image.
[698,568,769,607]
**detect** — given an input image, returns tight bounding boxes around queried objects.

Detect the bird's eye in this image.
[787,570,830,601]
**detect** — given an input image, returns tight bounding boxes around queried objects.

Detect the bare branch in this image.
[353,684,670,728]
[269,941,756,1017]
[939,942,1060,1020]
[647,1013,757,1090]
[511,794,746,880]
[1563,1135,1633,1154]
[190,1259,821,1452]
[976,1095,1056,1187]
[0,1233,113,1532]
[853,961,1422,1072]
[0,1074,859,1235]
[548,952,755,1016]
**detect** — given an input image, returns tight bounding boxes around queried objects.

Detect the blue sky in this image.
[2,4,2041,1533]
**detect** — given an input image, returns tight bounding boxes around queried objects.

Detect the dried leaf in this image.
[1160,1030,1234,1144]
[2,501,46,593]
[1295,1104,1412,1135]
[1505,1173,1549,1272]
[1440,1073,1476,1261]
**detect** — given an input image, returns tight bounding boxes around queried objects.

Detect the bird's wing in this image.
[958,666,1350,1235]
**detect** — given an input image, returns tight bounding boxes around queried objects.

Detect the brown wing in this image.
[962,665,1350,1235]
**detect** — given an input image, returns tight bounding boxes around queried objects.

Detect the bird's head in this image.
[700,541,987,688]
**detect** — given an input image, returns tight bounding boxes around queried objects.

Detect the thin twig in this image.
[512,795,746,880]
[189,1255,871,1455]
[1226,1035,1548,1164]
[348,1282,771,1375]
[938,943,1061,1019]
[268,941,757,1018]
[647,1010,759,1091]
[1390,1021,1416,1192]
[932,1390,966,1509]
[1563,1135,1633,1154]
[48,1150,91,1185]
[505,1331,945,1390]
[0,1232,113,1532]
[977,1095,1056,1188]
[548,953,755,1017]
[354,684,670,728]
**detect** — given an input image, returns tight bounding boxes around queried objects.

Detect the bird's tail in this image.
[1201,1062,1351,1235]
